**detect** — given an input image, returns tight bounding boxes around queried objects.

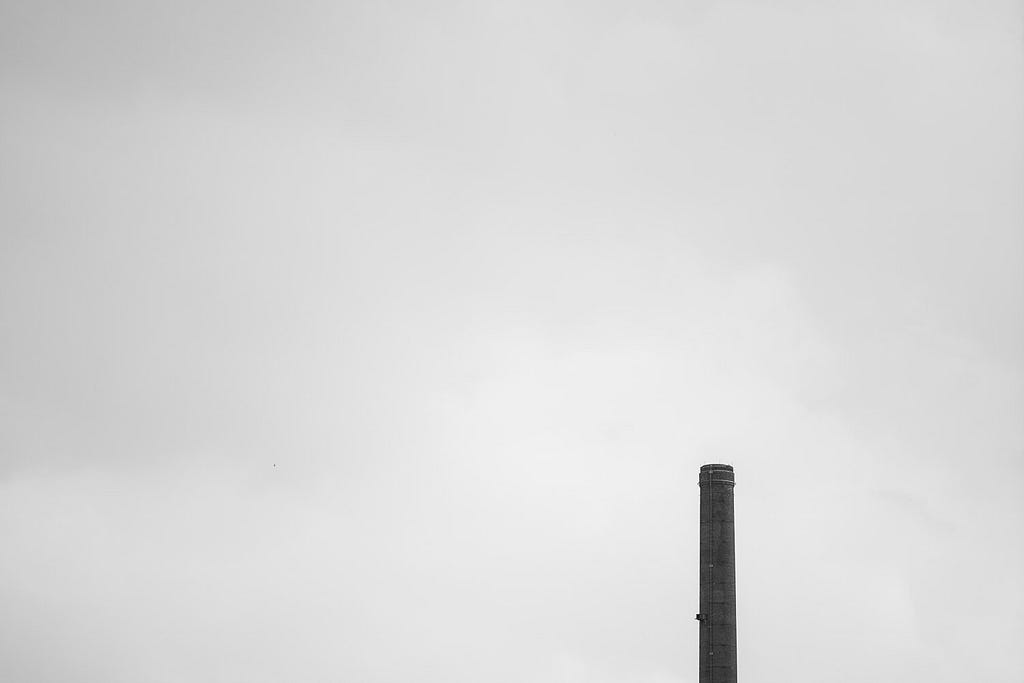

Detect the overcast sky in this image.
[1,1,1022,681]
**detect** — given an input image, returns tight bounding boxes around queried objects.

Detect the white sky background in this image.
[1,0,1022,681]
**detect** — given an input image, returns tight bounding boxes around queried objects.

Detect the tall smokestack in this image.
[697,464,737,683]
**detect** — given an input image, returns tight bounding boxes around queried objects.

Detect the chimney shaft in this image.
[698,464,737,683]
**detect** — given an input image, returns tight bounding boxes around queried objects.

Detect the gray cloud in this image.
[1,1,1021,681]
